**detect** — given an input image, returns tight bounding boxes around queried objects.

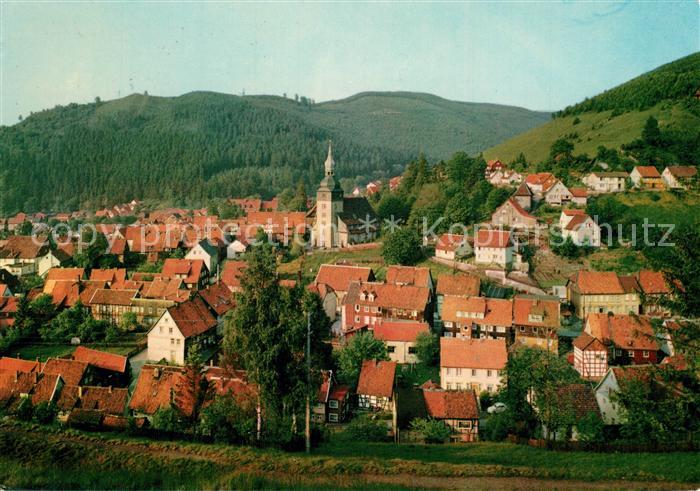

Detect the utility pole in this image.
[305,310,311,454]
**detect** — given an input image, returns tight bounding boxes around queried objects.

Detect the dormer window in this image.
[359,291,367,301]
[368,292,375,302]
[528,314,543,323]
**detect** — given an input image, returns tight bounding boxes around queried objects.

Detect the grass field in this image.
[0,421,698,490]
[483,102,699,165]
[13,344,75,361]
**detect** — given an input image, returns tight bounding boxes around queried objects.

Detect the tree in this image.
[376,194,410,222]
[382,227,423,265]
[410,418,451,443]
[17,220,33,236]
[642,116,661,146]
[343,414,387,442]
[152,406,186,434]
[177,345,214,425]
[337,331,388,386]
[119,311,139,332]
[414,332,439,366]
[33,401,58,424]
[198,394,255,443]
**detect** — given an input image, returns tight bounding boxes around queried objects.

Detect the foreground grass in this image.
[0,421,698,490]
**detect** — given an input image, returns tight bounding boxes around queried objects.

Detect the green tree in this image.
[376,194,410,222]
[343,414,387,442]
[382,227,423,265]
[198,394,255,443]
[152,406,187,434]
[33,401,58,424]
[17,220,33,236]
[642,116,661,146]
[414,332,439,366]
[410,418,451,443]
[337,331,388,386]
[119,311,139,332]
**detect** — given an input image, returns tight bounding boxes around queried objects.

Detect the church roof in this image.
[339,197,378,231]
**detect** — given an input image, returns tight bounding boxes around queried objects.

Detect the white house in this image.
[226,239,248,259]
[561,213,601,247]
[435,234,470,261]
[372,321,430,364]
[474,229,514,268]
[594,366,655,425]
[439,337,507,393]
[185,240,220,277]
[0,236,62,277]
[661,166,697,189]
[582,172,628,193]
[147,297,218,365]
[544,180,573,206]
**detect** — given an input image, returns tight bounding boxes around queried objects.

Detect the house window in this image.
[169,327,173,334]
[328,413,338,422]
[456,383,462,390]
[471,369,476,376]
[487,370,492,377]
[355,305,360,312]
[176,339,181,345]
[408,347,416,354]
[457,420,471,429]
[487,385,493,392]
[328,400,339,409]
[643,350,649,358]
[355,316,360,323]
[446,383,452,390]
[628,350,634,358]
[519,326,525,332]
[387,346,395,353]
[170,338,175,345]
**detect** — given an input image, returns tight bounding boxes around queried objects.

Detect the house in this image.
[313,264,375,313]
[0,236,62,277]
[221,260,247,292]
[312,370,350,424]
[567,271,640,318]
[491,198,537,229]
[513,295,560,352]
[513,182,533,211]
[474,229,515,268]
[0,296,18,330]
[538,384,601,441]
[226,238,248,258]
[71,346,129,387]
[634,270,672,317]
[89,268,127,287]
[356,360,397,412]
[543,180,573,206]
[147,297,218,365]
[434,273,481,324]
[185,240,221,276]
[308,144,379,248]
[372,321,430,364]
[488,169,523,187]
[524,172,558,201]
[197,282,234,334]
[594,365,657,425]
[57,385,129,418]
[440,296,512,340]
[485,159,505,176]
[129,365,191,419]
[434,233,470,261]
[389,176,403,191]
[558,209,587,229]
[162,258,209,290]
[584,313,659,366]
[42,358,89,386]
[570,187,588,206]
[0,357,40,374]
[582,172,628,193]
[630,166,664,190]
[422,387,480,442]
[439,337,507,393]
[385,265,433,293]
[572,332,608,380]
[662,166,697,189]
[561,213,601,247]
[341,281,431,332]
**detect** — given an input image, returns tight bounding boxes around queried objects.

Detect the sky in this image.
[0,1,698,126]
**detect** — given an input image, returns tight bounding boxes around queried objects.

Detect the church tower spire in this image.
[324,140,334,177]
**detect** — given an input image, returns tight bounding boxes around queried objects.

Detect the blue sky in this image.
[1,1,697,125]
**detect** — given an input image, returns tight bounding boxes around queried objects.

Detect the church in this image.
[307,143,379,249]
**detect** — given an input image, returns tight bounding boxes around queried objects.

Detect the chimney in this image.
[14,371,18,382]
[108,386,112,394]
[78,386,83,398]
[32,372,38,384]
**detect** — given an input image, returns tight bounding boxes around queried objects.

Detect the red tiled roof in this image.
[344,281,430,312]
[570,271,625,295]
[514,181,532,197]
[166,296,217,338]
[314,264,374,293]
[570,187,588,198]
[31,373,61,405]
[372,321,430,343]
[72,346,128,373]
[386,266,431,288]
[513,295,560,328]
[436,274,481,297]
[357,360,396,398]
[423,389,479,420]
[525,172,555,186]
[0,371,37,404]
[556,384,600,419]
[89,268,127,284]
[0,357,40,373]
[585,313,658,351]
[665,166,697,178]
[198,282,234,316]
[474,229,512,248]
[564,214,593,231]
[129,365,192,416]
[221,261,248,291]
[501,198,535,219]
[77,386,129,415]
[109,238,127,255]
[440,337,507,370]
[573,332,606,351]
[634,166,661,178]
[435,233,467,253]
[562,209,586,216]
[162,258,206,285]
[441,296,513,327]
[0,236,48,260]
[42,358,88,386]
[635,270,671,295]
[46,268,85,282]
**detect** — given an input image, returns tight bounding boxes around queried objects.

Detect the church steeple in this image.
[324,140,335,177]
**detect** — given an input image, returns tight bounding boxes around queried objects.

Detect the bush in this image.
[33,401,58,424]
[479,391,494,412]
[410,418,451,443]
[414,332,439,366]
[343,415,388,442]
[16,398,34,421]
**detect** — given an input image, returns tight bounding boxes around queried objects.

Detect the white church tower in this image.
[314,141,344,248]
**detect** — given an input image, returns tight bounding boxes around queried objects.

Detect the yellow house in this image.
[567,271,640,318]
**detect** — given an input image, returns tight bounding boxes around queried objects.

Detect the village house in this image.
[312,370,350,424]
[634,270,672,316]
[147,296,218,365]
[512,182,533,211]
[595,365,656,425]
[630,166,665,190]
[389,175,403,191]
[573,332,609,380]
[161,258,210,290]
[185,239,221,277]
[440,296,512,340]
[474,229,515,268]
[543,179,573,206]
[491,198,537,229]
[385,265,433,293]
[421,387,480,442]
[0,296,18,330]
[372,321,430,364]
[561,213,601,247]
[488,169,523,187]
[312,264,375,317]
[661,165,697,189]
[585,313,659,365]
[439,337,507,393]
[341,281,431,332]
[221,260,247,292]
[356,360,397,413]
[434,233,470,261]
[567,271,641,318]
[89,268,127,287]
[42,358,89,386]
[434,273,481,325]
[536,383,601,441]
[128,365,190,420]
[485,159,505,177]
[524,172,558,201]
[582,171,628,193]
[57,385,129,421]
[513,295,560,352]
[307,144,379,249]
[0,357,40,374]
[0,236,62,277]
[71,346,130,387]
[197,282,235,335]
[570,187,588,206]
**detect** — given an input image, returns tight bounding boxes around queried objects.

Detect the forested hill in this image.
[0,91,548,214]
[484,52,700,164]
